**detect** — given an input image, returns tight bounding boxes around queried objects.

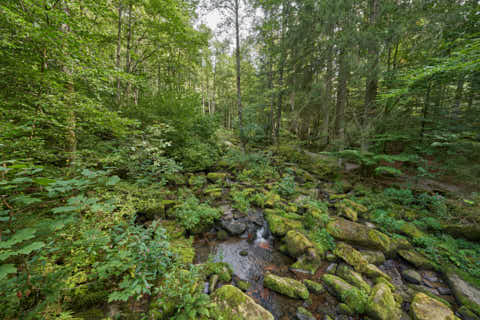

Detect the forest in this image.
[0,0,479,319]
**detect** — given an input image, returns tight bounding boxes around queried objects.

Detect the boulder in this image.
[445,268,480,315]
[443,224,480,242]
[398,250,435,270]
[212,285,274,320]
[265,212,302,236]
[207,172,227,182]
[296,307,316,320]
[264,274,309,300]
[221,219,247,235]
[457,306,480,320]
[334,242,369,273]
[303,279,325,294]
[285,230,315,257]
[366,283,401,320]
[322,274,368,312]
[336,264,371,293]
[402,269,422,285]
[361,250,386,265]
[327,218,392,252]
[410,292,459,320]
[291,255,323,275]
[399,223,425,239]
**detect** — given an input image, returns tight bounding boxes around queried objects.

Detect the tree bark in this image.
[335,49,348,151]
[116,0,123,105]
[234,0,244,145]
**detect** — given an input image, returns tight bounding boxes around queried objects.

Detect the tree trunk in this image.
[116,1,123,105]
[420,82,431,142]
[124,2,133,103]
[335,49,348,151]
[234,0,244,145]
[322,23,334,146]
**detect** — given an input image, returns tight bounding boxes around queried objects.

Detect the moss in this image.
[322,274,354,298]
[265,212,302,236]
[361,250,386,265]
[444,267,480,315]
[200,262,232,282]
[366,283,401,320]
[406,284,452,308]
[375,277,396,292]
[410,293,457,320]
[171,236,195,265]
[364,263,392,281]
[264,190,281,208]
[336,264,371,293]
[297,306,316,319]
[303,279,325,294]
[73,308,105,320]
[399,223,425,239]
[398,250,435,270]
[367,229,393,253]
[236,280,251,291]
[204,187,223,199]
[457,306,480,320]
[264,274,309,300]
[337,303,354,315]
[285,230,314,257]
[291,255,322,275]
[333,242,369,273]
[207,172,227,182]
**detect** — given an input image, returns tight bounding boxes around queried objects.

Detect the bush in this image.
[174,196,221,234]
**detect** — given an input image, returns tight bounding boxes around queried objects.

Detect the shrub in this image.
[174,196,221,234]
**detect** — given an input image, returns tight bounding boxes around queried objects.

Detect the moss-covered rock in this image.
[406,284,452,308]
[265,212,302,236]
[398,250,435,270]
[457,306,480,320]
[171,236,195,265]
[443,224,480,242]
[361,250,386,265]
[236,280,251,292]
[207,172,227,183]
[285,230,314,257]
[366,283,401,320]
[327,218,392,252]
[199,262,232,282]
[334,242,369,273]
[291,255,323,275]
[296,306,316,320]
[336,202,358,222]
[322,274,368,313]
[445,268,480,315]
[264,191,281,208]
[410,293,459,320]
[399,223,425,239]
[364,263,392,281]
[337,303,354,316]
[212,285,274,320]
[303,279,325,294]
[336,264,371,293]
[264,274,309,300]
[204,187,223,199]
[322,274,355,297]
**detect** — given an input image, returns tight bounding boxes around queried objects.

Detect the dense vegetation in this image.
[0,0,479,319]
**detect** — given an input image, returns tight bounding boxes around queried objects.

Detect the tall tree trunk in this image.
[234,0,244,145]
[362,0,380,152]
[116,1,123,105]
[335,49,348,151]
[124,1,133,103]
[322,23,334,146]
[453,73,465,115]
[420,82,431,142]
[275,2,288,145]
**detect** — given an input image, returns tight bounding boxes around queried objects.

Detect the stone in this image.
[265,212,302,236]
[403,269,422,285]
[327,218,393,252]
[364,263,392,281]
[407,284,452,307]
[322,274,368,313]
[410,292,459,320]
[437,287,452,296]
[366,283,401,320]
[209,274,219,292]
[296,307,316,320]
[264,274,309,300]
[291,255,323,275]
[204,187,223,199]
[326,252,337,262]
[212,285,274,320]
[285,230,315,258]
[457,306,480,320]
[303,279,325,294]
[221,219,247,235]
[337,202,358,222]
[336,264,371,293]
[337,303,354,316]
[334,242,369,273]
[362,250,386,265]
[443,224,480,242]
[236,280,251,292]
[217,229,229,240]
[445,268,480,315]
[326,263,337,274]
[398,250,435,270]
[399,223,425,239]
[239,250,248,256]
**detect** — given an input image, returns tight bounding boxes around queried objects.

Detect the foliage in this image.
[231,190,251,214]
[276,173,296,197]
[174,196,221,233]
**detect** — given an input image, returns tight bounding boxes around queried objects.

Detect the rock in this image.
[457,306,480,320]
[364,263,392,281]
[398,250,435,270]
[443,224,480,242]
[204,187,223,199]
[399,223,425,239]
[336,264,371,293]
[334,242,369,273]
[437,287,452,295]
[207,172,227,182]
[326,252,337,262]
[221,219,247,235]
[303,279,325,294]
[327,218,393,252]
[209,274,219,292]
[366,283,401,320]
[343,199,368,213]
[200,262,232,282]
[296,307,316,320]
[337,303,354,316]
[285,230,315,257]
[322,274,368,313]
[407,284,452,307]
[236,280,251,292]
[217,229,229,240]
[326,263,337,274]
[410,292,459,320]
[239,250,248,256]
[445,268,480,315]
[403,269,422,285]
[264,274,309,300]
[212,285,274,320]
[337,202,358,222]
[265,212,302,236]
[362,250,386,265]
[291,255,323,275]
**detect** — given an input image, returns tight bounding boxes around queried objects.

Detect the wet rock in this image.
[207,172,227,182]
[327,218,393,252]
[398,250,435,270]
[265,212,302,236]
[212,285,274,320]
[326,263,338,274]
[410,292,458,320]
[285,230,315,257]
[407,284,452,308]
[221,219,247,235]
[366,283,402,320]
[457,306,480,320]
[362,250,386,265]
[296,307,316,320]
[236,279,251,292]
[264,274,309,300]
[334,242,369,272]
[403,269,422,285]
[303,279,325,294]
[239,250,248,256]
[423,272,439,283]
[445,268,480,315]
[322,274,368,313]
[337,264,371,293]
[217,229,229,240]
[291,255,323,274]
[437,287,452,296]
[209,274,219,292]
[337,303,354,316]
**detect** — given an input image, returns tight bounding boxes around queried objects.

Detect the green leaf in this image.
[0,264,17,280]
[0,228,36,249]
[106,175,121,186]
[33,177,56,186]
[17,241,45,255]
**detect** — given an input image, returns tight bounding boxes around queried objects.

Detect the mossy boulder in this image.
[406,284,452,308]
[199,262,232,282]
[334,242,369,272]
[291,255,323,275]
[236,280,251,292]
[398,250,435,270]
[336,264,371,293]
[322,274,368,313]
[285,230,314,257]
[296,306,316,320]
[265,212,302,236]
[212,285,274,320]
[171,236,195,265]
[364,263,392,281]
[207,172,227,183]
[303,279,325,294]
[336,202,358,222]
[361,250,386,265]
[445,268,480,315]
[399,223,425,239]
[322,273,355,297]
[443,224,480,242]
[327,218,392,252]
[366,283,401,320]
[457,306,480,320]
[264,274,309,300]
[204,187,223,199]
[264,191,281,208]
[410,293,459,320]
